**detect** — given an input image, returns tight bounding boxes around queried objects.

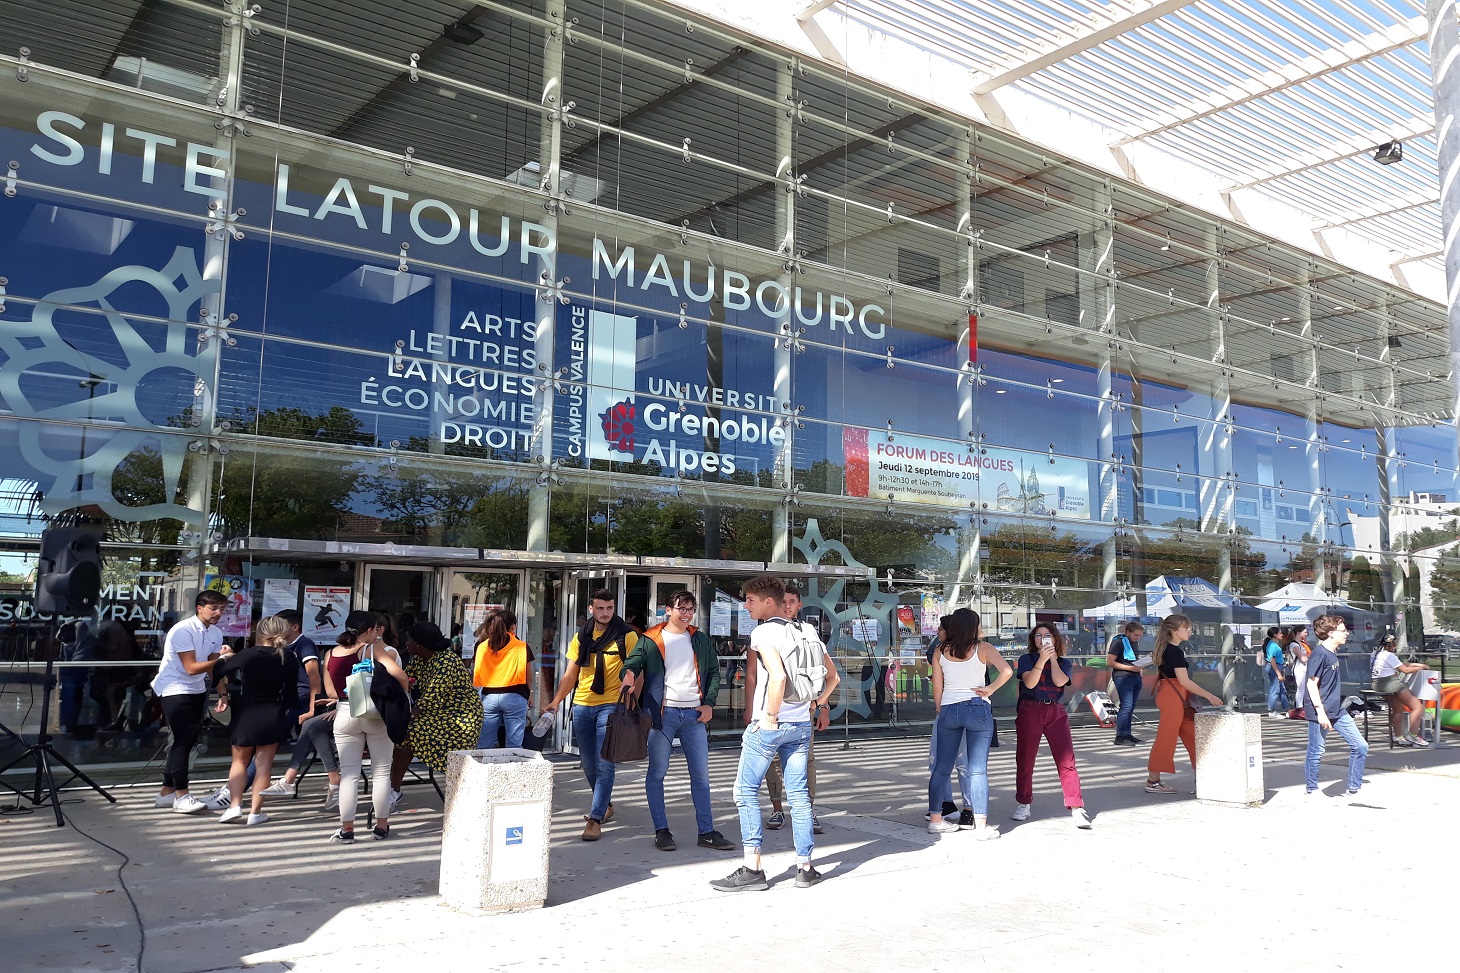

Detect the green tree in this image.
[1431,548,1460,629]
[215,406,375,540]
[1347,555,1382,608]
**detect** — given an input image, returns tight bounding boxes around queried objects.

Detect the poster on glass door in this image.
[304,586,351,644]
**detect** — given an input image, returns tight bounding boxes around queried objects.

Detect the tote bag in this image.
[599,688,651,763]
[346,644,378,718]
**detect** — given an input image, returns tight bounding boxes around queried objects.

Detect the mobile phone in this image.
[1040,635,1053,649]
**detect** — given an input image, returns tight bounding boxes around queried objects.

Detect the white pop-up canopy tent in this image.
[1253,582,1389,637]
[1084,576,1275,624]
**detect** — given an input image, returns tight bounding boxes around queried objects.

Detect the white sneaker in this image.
[1268,712,1287,720]
[154,793,175,808]
[1011,803,1031,821]
[321,784,340,811]
[926,818,959,834]
[1407,735,1430,748]
[201,785,231,811]
[217,806,244,824]
[172,794,207,814]
[388,788,403,814]
[247,812,270,826]
[1071,807,1092,830]
[260,779,296,797]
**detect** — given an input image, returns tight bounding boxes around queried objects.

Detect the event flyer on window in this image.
[842,428,1090,518]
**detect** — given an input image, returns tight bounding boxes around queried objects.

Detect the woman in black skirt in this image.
[212,615,300,825]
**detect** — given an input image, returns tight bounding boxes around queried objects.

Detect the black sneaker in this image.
[957,808,975,830]
[654,828,677,851]
[710,866,769,892]
[794,865,823,889]
[1114,736,1134,746]
[372,826,389,840]
[1127,735,1144,745]
[940,800,958,818]
[697,830,735,851]
[329,828,354,844]
[812,813,823,835]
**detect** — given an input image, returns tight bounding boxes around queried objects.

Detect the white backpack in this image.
[765,617,828,704]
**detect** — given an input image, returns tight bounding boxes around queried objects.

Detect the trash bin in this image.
[439,748,554,915]
[1194,710,1263,807]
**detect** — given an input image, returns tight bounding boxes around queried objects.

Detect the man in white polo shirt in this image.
[151,589,229,813]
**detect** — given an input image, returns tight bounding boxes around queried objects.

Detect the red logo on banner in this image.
[969,313,978,364]
[842,427,870,497]
[600,400,636,454]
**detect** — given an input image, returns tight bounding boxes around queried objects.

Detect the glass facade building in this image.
[0,0,1454,763]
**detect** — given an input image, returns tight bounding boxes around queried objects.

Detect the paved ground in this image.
[3,716,1453,973]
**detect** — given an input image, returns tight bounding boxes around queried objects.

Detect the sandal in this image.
[1144,780,1177,794]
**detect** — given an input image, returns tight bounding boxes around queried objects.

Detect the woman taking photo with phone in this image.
[1144,613,1223,795]
[1012,624,1091,830]
[926,608,1012,838]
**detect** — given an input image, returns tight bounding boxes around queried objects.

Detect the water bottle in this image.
[532,712,554,738]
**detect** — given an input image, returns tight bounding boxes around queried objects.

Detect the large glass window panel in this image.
[231,135,553,283]
[550,471,777,560]
[212,440,534,548]
[244,17,544,182]
[218,333,536,464]
[0,69,232,217]
[547,303,782,483]
[0,415,200,535]
[797,344,959,439]
[1,0,221,101]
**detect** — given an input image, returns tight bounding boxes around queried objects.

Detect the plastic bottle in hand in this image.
[532,713,554,738]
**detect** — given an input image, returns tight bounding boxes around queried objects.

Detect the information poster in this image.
[920,594,946,636]
[843,428,1090,518]
[463,603,505,640]
[261,578,299,618]
[303,586,351,644]
[896,605,917,637]
[709,601,732,637]
[851,618,879,644]
[737,604,755,635]
[203,575,252,639]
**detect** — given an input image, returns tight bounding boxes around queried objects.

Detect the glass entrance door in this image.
[361,567,436,639]
[646,574,697,627]
[554,569,627,753]
[445,570,525,659]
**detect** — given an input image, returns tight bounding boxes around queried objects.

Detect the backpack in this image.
[764,617,827,704]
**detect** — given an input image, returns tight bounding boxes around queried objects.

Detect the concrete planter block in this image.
[1194,710,1264,807]
[439,748,554,914]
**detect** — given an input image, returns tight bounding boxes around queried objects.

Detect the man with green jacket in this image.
[622,589,735,853]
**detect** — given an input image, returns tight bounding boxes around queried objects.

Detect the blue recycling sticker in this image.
[505,826,523,846]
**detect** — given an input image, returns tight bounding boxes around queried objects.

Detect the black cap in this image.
[408,620,452,653]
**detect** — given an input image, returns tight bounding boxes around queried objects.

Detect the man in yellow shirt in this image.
[545,589,639,841]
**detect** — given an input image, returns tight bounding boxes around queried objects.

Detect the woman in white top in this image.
[1372,634,1431,747]
[926,608,1013,837]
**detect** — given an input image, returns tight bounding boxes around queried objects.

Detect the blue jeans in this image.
[479,693,528,749]
[1265,668,1289,713]
[928,700,994,815]
[646,706,713,834]
[928,720,971,807]
[1114,674,1141,738]
[735,721,813,861]
[1305,711,1368,793]
[928,698,998,812]
[571,701,621,821]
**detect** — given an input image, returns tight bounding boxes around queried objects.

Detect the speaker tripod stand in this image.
[0,654,116,827]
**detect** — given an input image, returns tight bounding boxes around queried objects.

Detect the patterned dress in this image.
[406,651,483,772]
